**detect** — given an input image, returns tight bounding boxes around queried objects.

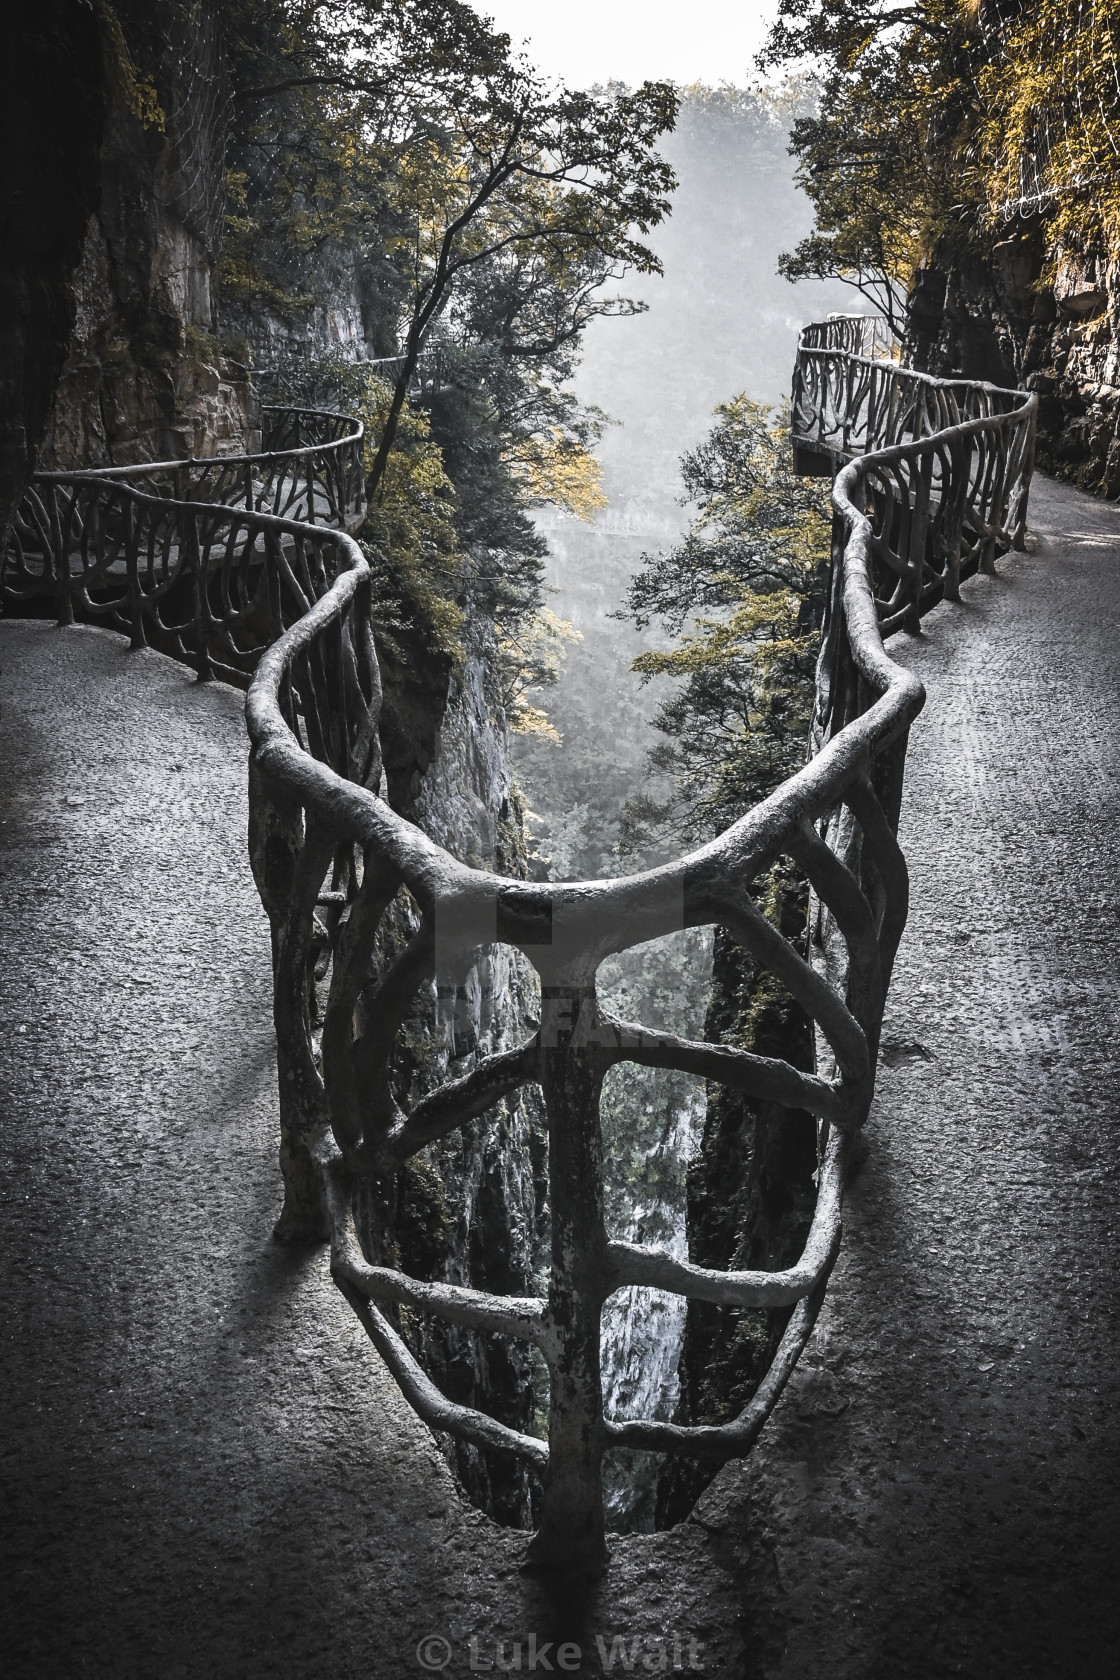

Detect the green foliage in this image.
[622,397,830,843]
[761,1,1120,319]
[969,0,1120,260]
[220,0,679,658]
[495,607,582,743]
[761,2,978,331]
[97,1,167,133]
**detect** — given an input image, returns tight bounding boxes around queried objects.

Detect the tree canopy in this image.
[219,0,678,657]
[622,397,831,845]
[761,0,1120,331]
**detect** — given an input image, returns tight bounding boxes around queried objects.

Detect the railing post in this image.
[48,486,73,626]
[1009,401,1037,551]
[248,759,333,1242]
[980,438,1004,576]
[125,494,146,649]
[186,508,213,681]
[528,981,609,1577]
[906,452,933,631]
[943,435,966,601]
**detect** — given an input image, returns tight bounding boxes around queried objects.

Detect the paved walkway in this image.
[0,620,734,1679]
[698,474,1120,1677]
[1,472,1118,1678]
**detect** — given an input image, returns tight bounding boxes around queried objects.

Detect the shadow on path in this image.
[0,619,737,1678]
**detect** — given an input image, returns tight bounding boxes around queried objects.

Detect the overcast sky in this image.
[477,0,782,89]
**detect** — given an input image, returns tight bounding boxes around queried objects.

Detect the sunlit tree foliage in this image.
[761,1,1120,329]
[622,398,831,844]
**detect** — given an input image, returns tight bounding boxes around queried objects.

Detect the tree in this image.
[622,397,831,843]
[220,1,678,665]
[222,1,677,498]
[759,2,980,335]
[760,1,1120,328]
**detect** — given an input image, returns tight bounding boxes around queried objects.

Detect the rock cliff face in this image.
[909,229,1120,497]
[39,1,255,470]
[656,874,818,1527]
[0,1,104,537]
[361,637,546,1527]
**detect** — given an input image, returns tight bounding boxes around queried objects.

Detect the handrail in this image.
[1,405,367,635]
[28,406,362,484]
[800,312,901,362]
[1,322,1038,1578]
[240,321,1037,1573]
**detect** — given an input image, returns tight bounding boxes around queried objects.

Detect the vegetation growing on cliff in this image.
[615,398,830,1521]
[219,0,678,670]
[622,397,830,844]
[762,0,1120,328]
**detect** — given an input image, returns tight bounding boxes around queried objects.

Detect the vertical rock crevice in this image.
[656,866,818,1526]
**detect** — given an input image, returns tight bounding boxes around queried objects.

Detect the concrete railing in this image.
[1,322,1037,1579]
[241,322,1038,1574]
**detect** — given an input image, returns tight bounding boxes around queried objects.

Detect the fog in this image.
[514,85,852,877]
[508,86,854,1526]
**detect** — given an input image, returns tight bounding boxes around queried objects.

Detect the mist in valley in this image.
[510,85,852,1526]
[514,84,851,883]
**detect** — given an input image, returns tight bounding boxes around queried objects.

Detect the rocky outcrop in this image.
[355,640,546,1527]
[39,1,256,470]
[909,227,1120,497]
[0,1,105,539]
[656,870,818,1527]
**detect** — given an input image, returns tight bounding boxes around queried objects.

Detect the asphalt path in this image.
[1,471,1118,1677]
[698,474,1120,1678]
[0,617,735,1679]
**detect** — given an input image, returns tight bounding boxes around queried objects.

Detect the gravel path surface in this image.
[696,474,1120,1676]
[0,621,737,1679]
[2,471,1117,1678]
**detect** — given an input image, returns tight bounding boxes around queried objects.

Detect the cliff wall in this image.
[363,636,546,1527]
[0,1,104,537]
[909,229,1120,498]
[40,1,255,470]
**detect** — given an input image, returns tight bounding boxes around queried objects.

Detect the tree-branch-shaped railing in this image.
[2,404,366,648]
[242,326,1037,1574]
[1,323,1037,1577]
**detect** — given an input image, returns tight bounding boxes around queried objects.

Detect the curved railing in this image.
[799,312,901,362]
[2,405,366,647]
[242,321,1037,1573]
[793,318,1036,630]
[1,322,1038,1576]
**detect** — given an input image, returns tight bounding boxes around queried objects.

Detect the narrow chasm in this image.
[657,866,819,1524]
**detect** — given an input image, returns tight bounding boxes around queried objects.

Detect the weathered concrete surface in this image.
[3,470,1119,1677]
[699,474,1120,1677]
[0,620,738,1678]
